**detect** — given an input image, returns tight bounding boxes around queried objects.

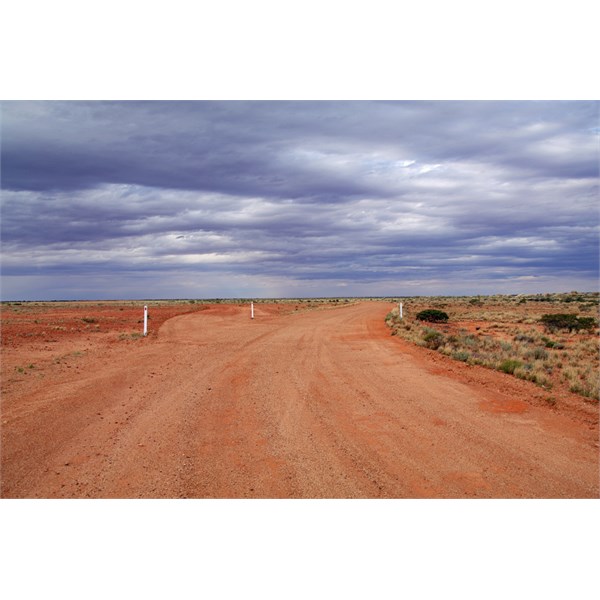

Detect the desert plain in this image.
[1,295,598,498]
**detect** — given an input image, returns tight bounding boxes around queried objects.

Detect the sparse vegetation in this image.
[386,292,599,400]
[119,332,143,340]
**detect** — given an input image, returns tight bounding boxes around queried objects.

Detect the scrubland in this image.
[385,292,599,402]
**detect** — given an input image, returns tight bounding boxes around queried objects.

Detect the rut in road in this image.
[2,302,598,498]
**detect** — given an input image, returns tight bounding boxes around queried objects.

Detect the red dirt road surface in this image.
[1,302,598,498]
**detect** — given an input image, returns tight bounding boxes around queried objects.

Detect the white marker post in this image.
[251,302,254,319]
[143,305,148,336]
[399,302,403,319]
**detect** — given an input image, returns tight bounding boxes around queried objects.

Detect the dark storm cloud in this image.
[2,101,378,198]
[1,101,598,299]
[4,101,596,195]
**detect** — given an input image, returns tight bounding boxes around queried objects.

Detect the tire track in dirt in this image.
[1,302,598,498]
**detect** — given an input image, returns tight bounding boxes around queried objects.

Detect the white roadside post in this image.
[143,305,148,336]
[399,302,403,319]
[251,301,254,319]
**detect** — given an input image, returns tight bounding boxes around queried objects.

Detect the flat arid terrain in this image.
[1,299,598,498]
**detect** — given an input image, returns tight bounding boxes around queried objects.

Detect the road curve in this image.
[2,302,598,498]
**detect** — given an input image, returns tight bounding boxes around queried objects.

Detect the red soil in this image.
[1,301,598,498]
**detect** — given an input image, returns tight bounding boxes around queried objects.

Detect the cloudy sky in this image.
[1,100,598,300]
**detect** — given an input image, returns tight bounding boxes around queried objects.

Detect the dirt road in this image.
[2,302,598,498]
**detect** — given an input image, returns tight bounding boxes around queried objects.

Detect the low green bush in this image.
[499,359,522,374]
[540,313,596,332]
[422,328,445,349]
[416,309,449,323]
[577,317,596,331]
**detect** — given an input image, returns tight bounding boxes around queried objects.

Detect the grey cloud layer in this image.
[4,101,597,193]
[1,101,598,299]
